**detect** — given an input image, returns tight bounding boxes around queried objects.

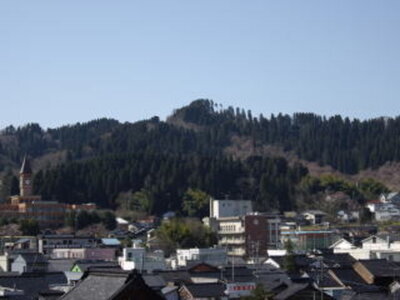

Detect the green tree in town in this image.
[283,239,296,272]
[182,188,210,217]
[156,218,217,256]
[19,219,40,236]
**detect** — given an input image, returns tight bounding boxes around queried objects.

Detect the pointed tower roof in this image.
[20,155,32,174]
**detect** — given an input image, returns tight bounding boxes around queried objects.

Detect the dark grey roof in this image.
[17,253,47,264]
[0,272,67,300]
[142,274,166,289]
[269,255,316,269]
[20,155,32,174]
[182,283,226,298]
[376,233,400,243]
[320,253,356,268]
[48,259,76,272]
[274,283,310,300]
[339,290,389,300]
[61,269,164,300]
[73,260,119,272]
[61,272,127,300]
[253,269,291,291]
[155,270,192,284]
[330,267,368,288]
[358,259,400,277]
[307,270,342,288]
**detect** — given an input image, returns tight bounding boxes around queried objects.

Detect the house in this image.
[328,267,379,293]
[38,234,99,255]
[266,255,315,274]
[116,217,130,230]
[302,210,327,225]
[118,240,166,273]
[274,282,334,300]
[380,192,400,203]
[281,229,337,251]
[332,234,400,261]
[0,271,67,299]
[178,282,228,300]
[306,269,347,299]
[375,205,400,222]
[329,238,357,251]
[11,253,48,273]
[337,210,360,223]
[353,259,400,287]
[70,259,119,273]
[314,253,356,269]
[51,247,117,260]
[60,269,164,300]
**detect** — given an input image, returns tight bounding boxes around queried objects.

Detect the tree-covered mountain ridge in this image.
[0,99,399,213]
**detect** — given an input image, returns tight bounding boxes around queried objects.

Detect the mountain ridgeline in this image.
[0,100,399,214]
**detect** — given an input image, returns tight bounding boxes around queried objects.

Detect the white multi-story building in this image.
[209,199,253,218]
[211,213,280,257]
[118,240,166,273]
[174,247,227,268]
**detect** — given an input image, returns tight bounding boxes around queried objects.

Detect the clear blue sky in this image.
[1,1,399,129]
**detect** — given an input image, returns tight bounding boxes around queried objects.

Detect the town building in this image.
[302,210,327,225]
[209,198,253,218]
[51,247,117,260]
[118,240,166,273]
[38,234,99,254]
[11,253,48,273]
[212,213,280,257]
[174,247,227,269]
[60,269,164,300]
[0,156,95,227]
[281,229,338,251]
[331,234,400,261]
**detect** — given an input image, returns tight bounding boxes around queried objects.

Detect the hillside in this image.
[0,99,399,214]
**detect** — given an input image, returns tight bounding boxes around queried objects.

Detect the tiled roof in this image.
[307,270,342,288]
[61,269,163,300]
[269,255,315,269]
[320,253,356,268]
[48,259,76,272]
[61,272,127,299]
[358,259,400,277]
[18,253,47,264]
[155,270,192,284]
[73,260,119,272]
[330,267,368,288]
[0,272,67,300]
[274,283,310,300]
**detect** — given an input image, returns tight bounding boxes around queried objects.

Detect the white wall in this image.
[210,199,252,218]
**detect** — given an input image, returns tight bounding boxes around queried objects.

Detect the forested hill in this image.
[0,99,399,214]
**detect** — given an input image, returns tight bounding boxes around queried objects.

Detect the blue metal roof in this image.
[101,238,121,246]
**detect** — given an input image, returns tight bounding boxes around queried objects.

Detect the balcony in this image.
[219,238,245,245]
[218,228,245,234]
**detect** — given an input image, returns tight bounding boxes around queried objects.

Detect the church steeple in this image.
[20,155,32,175]
[19,155,33,197]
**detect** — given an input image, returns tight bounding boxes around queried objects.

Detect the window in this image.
[372,237,376,243]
